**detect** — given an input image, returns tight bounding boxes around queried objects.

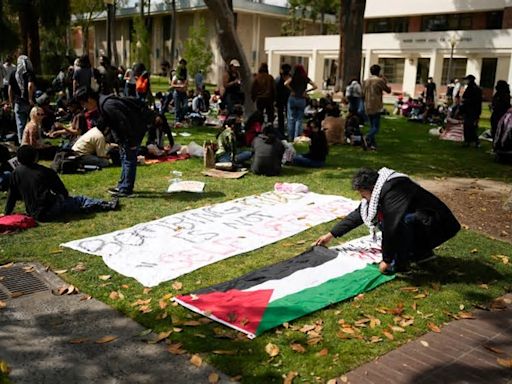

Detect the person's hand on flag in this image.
[314,232,334,247]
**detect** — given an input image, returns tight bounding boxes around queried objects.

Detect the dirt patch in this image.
[418,178,512,244]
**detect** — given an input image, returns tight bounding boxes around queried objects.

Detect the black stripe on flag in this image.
[195,246,339,294]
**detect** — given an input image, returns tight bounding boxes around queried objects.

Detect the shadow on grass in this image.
[130,190,226,200]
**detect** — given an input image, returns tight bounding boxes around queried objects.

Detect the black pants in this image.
[463,114,480,144]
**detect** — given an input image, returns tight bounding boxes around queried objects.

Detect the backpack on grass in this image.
[50,149,81,174]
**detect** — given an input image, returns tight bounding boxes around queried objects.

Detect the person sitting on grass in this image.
[215,121,252,166]
[251,124,285,176]
[3,145,119,221]
[314,167,460,274]
[21,106,58,160]
[292,119,328,168]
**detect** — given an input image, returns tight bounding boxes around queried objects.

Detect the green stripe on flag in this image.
[255,264,394,335]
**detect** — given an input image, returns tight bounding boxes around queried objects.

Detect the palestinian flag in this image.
[174,235,394,338]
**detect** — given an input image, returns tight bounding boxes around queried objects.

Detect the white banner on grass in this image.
[61,191,358,287]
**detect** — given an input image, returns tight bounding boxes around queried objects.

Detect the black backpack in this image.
[50,149,81,174]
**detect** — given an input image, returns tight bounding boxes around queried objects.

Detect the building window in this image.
[480,58,497,88]
[378,58,404,83]
[416,58,430,85]
[366,17,409,33]
[422,13,473,31]
[486,11,503,29]
[163,16,172,41]
[441,58,467,85]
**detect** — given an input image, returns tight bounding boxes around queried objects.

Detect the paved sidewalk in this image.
[345,293,512,384]
[0,263,232,384]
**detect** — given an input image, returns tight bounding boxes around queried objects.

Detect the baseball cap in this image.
[229,59,240,67]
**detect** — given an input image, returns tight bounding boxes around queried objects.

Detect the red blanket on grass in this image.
[144,153,190,165]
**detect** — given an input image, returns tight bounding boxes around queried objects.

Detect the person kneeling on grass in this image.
[292,119,328,168]
[3,145,119,222]
[314,167,460,274]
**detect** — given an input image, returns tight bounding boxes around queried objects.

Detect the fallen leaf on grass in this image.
[143,287,152,294]
[370,318,381,329]
[183,320,202,326]
[383,331,394,340]
[427,322,441,333]
[57,285,79,295]
[49,249,63,254]
[414,293,428,299]
[138,305,152,314]
[290,343,306,353]
[190,354,202,367]
[168,342,186,355]
[265,342,280,357]
[149,330,172,344]
[458,311,476,319]
[159,299,169,309]
[479,284,489,289]
[497,358,512,368]
[283,371,298,384]
[299,324,316,333]
[121,284,129,289]
[173,327,183,333]
[296,240,306,245]
[370,336,383,343]
[98,275,111,281]
[138,329,152,337]
[470,248,479,254]
[53,269,68,275]
[390,326,405,333]
[212,350,236,355]
[483,345,505,354]
[69,338,90,344]
[71,262,87,272]
[208,372,220,384]
[316,348,329,357]
[109,291,120,300]
[1,262,13,269]
[420,340,429,347]
[80,295,92,301]
[492,255,509,265]
[95,335,118,344]
[172,281,183,290]
[400,286,419,292]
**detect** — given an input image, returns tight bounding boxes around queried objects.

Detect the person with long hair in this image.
[490,80,511,139]
[21,106,57,160]
[284,64,317,142]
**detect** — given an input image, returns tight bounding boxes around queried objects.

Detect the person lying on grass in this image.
[315,167,460,274]
[3,145,119,222]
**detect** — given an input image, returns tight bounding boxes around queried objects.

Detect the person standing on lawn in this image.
[4,145,118,221]
[315,168,460,274]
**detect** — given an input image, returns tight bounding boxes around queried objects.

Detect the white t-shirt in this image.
[72,127,109,157]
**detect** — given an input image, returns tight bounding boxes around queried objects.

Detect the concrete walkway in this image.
[345,293,512,384]
[0,263,232,384]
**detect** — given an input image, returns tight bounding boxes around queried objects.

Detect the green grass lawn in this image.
[1,114,511,383]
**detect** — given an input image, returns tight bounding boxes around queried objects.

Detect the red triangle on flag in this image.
[178,289,274,335]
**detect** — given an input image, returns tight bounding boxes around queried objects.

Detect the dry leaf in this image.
[316,348,329,357]
[427,322,441,333]
[290,343,306,353]
[158,299,169,309]
[400,286,419,292]
[490,299,507,310]
[173,327,183,333]
[109,291,120,300]
[1,262,14,269]
[383,331,394,340]
[265,342,280,357]
[168,342,186,355]
[71,262,87,272]
[69,338,89,344]
[370,318,381,329]
[497,358,512,368]
[162,293,173,301]
[458,311,475,319]
[420,340,429,347]
[183,320,202,326]
[483,345,505,354]
[172,281,183,290]
[414,293,427,299]
[190,354,202,367]
[479,284,489,289]
[212,350,236,355]
[11,292,24,298]
[470,248,479,254]
[98,275,111,281]
[283,371,298,384]
[208,373,220,384]
[49,249,63,254]
[370,336,383,343]
[299,324,316,333]
[121,284,129,289]
[149,330,172,344]
[138,305,152,314]
[54,269,68,275]
[0,301,6,309]
[0,360,11,375]
[143,288,152,294]
[95,335,118,344]
[390,326,405,333]
[80,295,92,301]
[412,301,417,311]
[307,335,323,345]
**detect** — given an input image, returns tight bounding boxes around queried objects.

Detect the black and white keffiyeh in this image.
[360,167,408,239]
[15,55,33,100]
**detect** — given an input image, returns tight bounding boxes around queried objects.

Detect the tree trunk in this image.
[112,3,118,66]
[24,3,41,73]
[320,11,325,35]
[204,0,254,115]
[337,0,366,93]
[170,0,176,69]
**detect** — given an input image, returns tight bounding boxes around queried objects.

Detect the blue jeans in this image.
[366,113,381,147]
[43,195,108,221]
[218,150,252,165]
[14,102,31,144]
[292,154,325,168]
[174,91,187,122]
[117,145,138,193]
[287,96,306,141]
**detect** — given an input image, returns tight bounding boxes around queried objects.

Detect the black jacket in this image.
[330,177,460,263]
[4,163,68,220]
[98,95,151,147]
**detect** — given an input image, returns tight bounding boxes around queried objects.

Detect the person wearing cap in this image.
[4,145,119,221]
[223,59,244,114]
[461,74,482,148]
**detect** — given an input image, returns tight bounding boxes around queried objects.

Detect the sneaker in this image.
[107,187,120,195]
[110,196,120,210]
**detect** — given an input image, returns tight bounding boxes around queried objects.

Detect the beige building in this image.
[265,0,512,100]
[73,0,320,86]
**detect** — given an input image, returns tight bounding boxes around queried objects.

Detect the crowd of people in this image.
[0,51,510,228]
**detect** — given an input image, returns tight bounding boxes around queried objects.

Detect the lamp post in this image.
[105,0,115,60]
[446,35,457,85]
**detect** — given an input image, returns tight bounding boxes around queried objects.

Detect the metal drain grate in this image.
[0,287,8,301]
[0,266,49,298]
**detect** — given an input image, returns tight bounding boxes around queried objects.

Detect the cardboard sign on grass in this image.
[62,190,358,287]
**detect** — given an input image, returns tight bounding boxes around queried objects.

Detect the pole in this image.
[446,39,455,85]
[106,3,113,59]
